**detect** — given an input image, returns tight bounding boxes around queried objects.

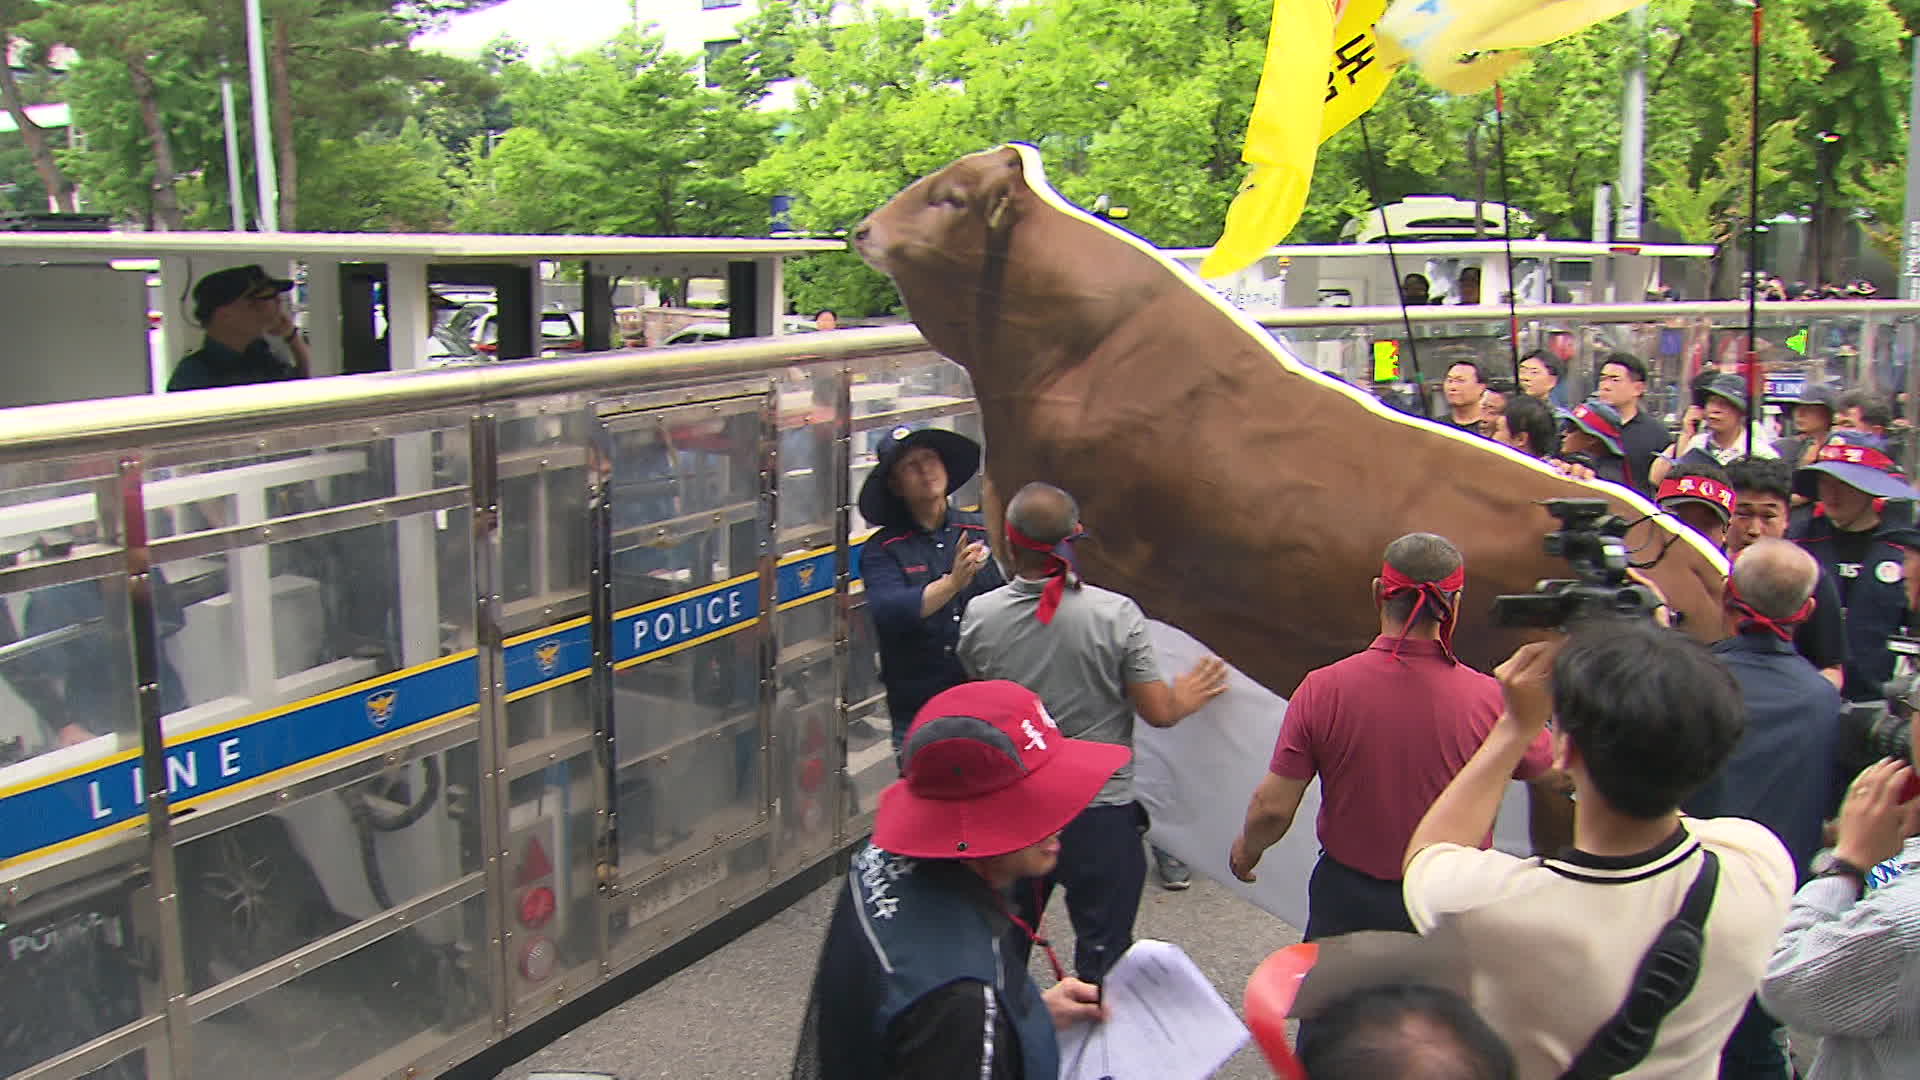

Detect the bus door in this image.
[590,385,777,967]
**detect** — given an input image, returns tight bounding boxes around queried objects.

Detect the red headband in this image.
[1380,563,1466,664]
[1724,576,1814,642]
[1815,441,1900,474]
[1656,475,1735,520]
[1006,521,1085,625]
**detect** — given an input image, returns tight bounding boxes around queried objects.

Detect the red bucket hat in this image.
[875,681,1129,859]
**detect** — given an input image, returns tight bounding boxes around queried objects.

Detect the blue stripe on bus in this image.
[1,539,876,867]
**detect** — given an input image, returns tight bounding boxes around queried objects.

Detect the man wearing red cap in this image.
[957,482,1227,971]
[1229,532,1563,942]
[1555,398,1634,490]
[790,681,1115,1079]
[1654,462,1736,550]
[1788,431,1918,701]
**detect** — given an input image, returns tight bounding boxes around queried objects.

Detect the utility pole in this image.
[245,0,279,231]
[1903,39,1920,298]
[1470,123,1486,239]
[219,69,247,232]
[1615,3,1648,242]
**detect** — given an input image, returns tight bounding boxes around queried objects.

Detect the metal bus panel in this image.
[187,890,489,1080]
[0,851,166,1080]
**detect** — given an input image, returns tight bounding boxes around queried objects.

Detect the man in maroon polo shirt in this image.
[1228,532,1570,939]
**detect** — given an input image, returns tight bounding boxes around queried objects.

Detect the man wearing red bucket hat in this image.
[790,681,1120,1079]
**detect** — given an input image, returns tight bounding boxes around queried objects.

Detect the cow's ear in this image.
[983,148,1025,232]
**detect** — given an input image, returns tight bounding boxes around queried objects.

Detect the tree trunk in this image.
[1807,140,1844,287]
[0,27,75,212]
[124,54,183,231]
[271,16,298,229]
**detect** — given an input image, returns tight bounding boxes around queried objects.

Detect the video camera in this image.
[1840,635,1920,773]
[1491,498,1665,629]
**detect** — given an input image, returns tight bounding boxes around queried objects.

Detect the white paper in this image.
[1056,939,1249,1080]
[1131,620,1535,930]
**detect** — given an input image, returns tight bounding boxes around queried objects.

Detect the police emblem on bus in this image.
[365,689,398,729]
[797,563,817,591]
[535,640,562,675]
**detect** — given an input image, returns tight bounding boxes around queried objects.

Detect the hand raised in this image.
[1835,758,1920,871]
[1493,638,1560,737]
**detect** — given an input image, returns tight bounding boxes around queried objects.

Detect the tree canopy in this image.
[0,0,1907,304]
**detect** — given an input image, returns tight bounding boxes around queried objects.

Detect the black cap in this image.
[1701,373,1752,413]
[192,264,294,323]
[1790,382,1838,411]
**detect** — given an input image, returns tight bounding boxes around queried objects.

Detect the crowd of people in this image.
[793,359,1920,1080]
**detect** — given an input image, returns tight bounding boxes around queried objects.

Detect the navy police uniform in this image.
[169,338,300,392]
[863,511,1002,745]
[1792,506,1914,701]
[858,428,1004,747]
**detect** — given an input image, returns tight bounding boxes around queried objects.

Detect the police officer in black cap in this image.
[859,426,1005,754]
[1775,382,1838,470]
[168,264,309,391]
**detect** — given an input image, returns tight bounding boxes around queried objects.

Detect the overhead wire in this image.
[1745,1,1763,454]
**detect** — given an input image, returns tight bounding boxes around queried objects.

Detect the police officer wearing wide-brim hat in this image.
[1790,430,1919,701]
[858,426,1005,753]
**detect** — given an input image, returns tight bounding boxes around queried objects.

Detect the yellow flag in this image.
[1202,0,1638,276]
[1320,0,1398,142]
[1203,0,1399,278]
[1378,0,1645,94]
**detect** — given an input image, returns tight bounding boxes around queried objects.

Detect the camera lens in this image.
[1870,712,1914,765]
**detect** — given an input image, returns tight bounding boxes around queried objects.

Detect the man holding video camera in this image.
[1403,620,1795,1079]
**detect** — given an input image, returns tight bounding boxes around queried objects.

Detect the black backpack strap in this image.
[1558,848,1720,1080]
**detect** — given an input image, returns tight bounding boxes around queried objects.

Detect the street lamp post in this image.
[244,0,279,231]
[219,66,247,232]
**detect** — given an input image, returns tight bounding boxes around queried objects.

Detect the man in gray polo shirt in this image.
[958,481,1226,978]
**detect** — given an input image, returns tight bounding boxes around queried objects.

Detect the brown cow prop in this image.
[854,144,1728,695]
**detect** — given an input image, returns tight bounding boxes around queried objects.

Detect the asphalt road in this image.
[500,868,1302,1080]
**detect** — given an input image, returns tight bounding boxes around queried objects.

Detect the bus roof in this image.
[0,231,844,266]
